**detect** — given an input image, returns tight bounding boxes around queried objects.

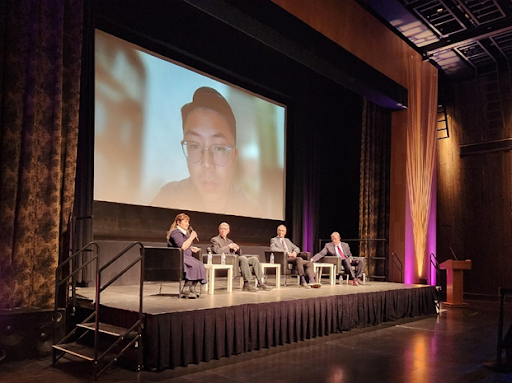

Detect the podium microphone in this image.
[449,247,458,260]
[189,225,199,242]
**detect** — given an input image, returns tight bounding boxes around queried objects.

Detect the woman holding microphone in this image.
[166,213,206,298]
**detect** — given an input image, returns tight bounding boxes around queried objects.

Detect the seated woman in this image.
[166,213,207,298]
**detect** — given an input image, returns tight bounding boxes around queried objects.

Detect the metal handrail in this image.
[57,255,98,287]
[430,252,440,283]
[54,242,99,309]
[94,241,145,378]
[391,252,403,283]
[53,242,99,366]
[100,256,142,292]
[57,241,99,270]
[53,240,146,379]
[429,253,442,313]
[430,252,438,267]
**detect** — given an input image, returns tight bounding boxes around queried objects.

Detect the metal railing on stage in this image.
[391,252,403,283]
[430,253,442,313]
[53,241,145,380]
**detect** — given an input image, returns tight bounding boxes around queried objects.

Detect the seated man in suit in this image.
[270,224,320,289]
[312,231,364,285]
[211,222,272,292]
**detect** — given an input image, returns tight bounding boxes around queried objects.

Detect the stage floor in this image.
[77,278,433,315]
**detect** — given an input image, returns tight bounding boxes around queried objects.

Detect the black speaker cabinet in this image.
[0,308,65,361]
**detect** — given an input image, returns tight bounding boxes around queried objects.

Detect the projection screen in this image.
[94,30,286,220]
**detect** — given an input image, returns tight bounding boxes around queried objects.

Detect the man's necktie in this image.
[337,245,346,259]
[281,238,289,252]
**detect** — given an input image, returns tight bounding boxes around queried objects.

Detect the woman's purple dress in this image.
[168,228,207,284]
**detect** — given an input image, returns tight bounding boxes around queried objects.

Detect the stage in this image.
[76,279,437,370]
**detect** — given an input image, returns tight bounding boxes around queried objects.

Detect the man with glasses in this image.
[152,87,260,216]
[211,222,272,292]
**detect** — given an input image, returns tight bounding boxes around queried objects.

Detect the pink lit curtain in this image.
[406,57,438,280]
[0,0,83,308]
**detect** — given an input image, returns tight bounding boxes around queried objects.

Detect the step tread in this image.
[77,322,138,337]
[53,343,97,361]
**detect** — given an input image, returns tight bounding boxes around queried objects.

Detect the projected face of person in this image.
[277,225,287,238]
[183,108,238,210]
[331,232,341,246]
[218,223,230,239]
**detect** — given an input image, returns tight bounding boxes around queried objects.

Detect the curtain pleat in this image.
[127,287,436,369]
[0,0,83,308]
[358,99,391,280]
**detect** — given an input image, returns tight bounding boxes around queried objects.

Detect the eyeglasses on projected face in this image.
[181,140,236,167]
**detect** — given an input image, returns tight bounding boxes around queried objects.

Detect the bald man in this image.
[312,232,364,285]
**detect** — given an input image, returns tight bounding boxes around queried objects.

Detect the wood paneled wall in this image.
[437,71,512,296]
[271,0,412,89]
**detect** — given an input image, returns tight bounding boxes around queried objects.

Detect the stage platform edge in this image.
[87,282,437,370]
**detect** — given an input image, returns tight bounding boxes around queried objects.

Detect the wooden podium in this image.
[440,259,472,307]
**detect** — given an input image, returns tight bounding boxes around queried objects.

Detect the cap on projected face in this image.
[181,87,238,210]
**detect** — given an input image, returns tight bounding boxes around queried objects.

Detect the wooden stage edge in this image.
[77,279,436,315]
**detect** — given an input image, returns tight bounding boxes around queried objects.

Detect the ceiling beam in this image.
[420,16,512,55]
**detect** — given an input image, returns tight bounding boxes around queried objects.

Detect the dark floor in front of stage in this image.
[1,299,511,383]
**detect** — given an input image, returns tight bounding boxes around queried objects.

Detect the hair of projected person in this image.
[151,87,261,216]
[181,86,237,143]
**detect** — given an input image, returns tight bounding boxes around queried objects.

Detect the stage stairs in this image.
[52,241,146,380]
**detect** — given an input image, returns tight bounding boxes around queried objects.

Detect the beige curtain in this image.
[406,56,438,280]
[0,0,83,308]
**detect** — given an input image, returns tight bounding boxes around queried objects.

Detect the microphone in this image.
[449,247,458,260]
[189,225,199,242]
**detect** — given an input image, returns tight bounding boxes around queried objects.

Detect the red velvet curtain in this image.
[0,0,83,308]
